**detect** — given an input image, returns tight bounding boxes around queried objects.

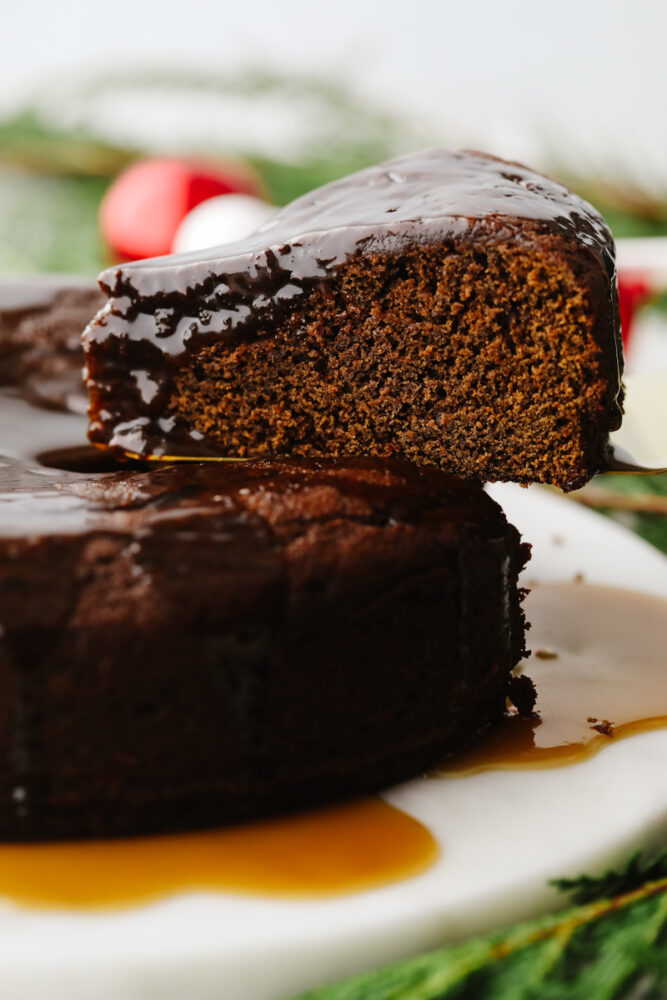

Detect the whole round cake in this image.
[0,279,530,841]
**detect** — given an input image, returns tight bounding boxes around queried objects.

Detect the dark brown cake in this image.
[84,147,623,491]
[0,275,104,412]
[0,283,530,840]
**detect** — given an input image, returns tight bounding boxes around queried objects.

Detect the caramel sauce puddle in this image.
[438,583,667,776]
[0,799,438,910]
[2,583,664,910]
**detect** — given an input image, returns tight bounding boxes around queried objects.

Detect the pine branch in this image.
[295,863,667,1000]
[552,847,667,905]
[0,111,135,177]
[571,487,667,516]
[569,473,667,556]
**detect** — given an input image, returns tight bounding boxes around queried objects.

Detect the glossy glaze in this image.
[82,148,622,460]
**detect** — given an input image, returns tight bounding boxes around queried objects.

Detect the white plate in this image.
[1,483,666,1000]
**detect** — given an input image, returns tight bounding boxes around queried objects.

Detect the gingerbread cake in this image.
[0,280,530,841]
[84,147,623,491]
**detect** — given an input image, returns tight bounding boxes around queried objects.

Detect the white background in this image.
[2,0,667,186]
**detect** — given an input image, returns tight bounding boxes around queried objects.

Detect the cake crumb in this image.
[535,648,559,660]
[508,674,538,717]
[587,717,615,737]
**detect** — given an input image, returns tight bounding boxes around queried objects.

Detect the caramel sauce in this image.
[2,583,663,910]
[439,583,667,775]
[0,799,438,910]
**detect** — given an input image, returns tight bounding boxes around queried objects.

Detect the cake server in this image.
[607,370,667,475]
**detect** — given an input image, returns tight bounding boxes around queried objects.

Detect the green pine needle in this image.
[552,848,667,906]
[294,875,667,1000]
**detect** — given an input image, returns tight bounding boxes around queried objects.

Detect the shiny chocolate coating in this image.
[0,276,104,413]
[83,148,623,460]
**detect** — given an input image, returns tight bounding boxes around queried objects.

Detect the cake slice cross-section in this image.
[84,148,623,491]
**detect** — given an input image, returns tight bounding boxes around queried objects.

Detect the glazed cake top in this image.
[96,147,616,302]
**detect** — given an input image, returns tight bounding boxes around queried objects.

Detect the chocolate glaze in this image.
[83,148,623,460]
[0,276,104,413]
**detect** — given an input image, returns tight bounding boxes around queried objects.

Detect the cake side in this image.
[83,148,623,489]
[0,276,104,413]
[0,416,530,838]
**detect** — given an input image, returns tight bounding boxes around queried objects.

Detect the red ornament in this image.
[100,158,263,262]
[617,275,651,350]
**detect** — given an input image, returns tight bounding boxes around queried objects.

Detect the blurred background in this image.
[2,0,666,541]
[3,0,667,271]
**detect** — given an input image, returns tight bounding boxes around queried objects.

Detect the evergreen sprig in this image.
[578,472,667,556]
[552,847,667,905]
[294,854,667,1000]
[294,879,667,1000]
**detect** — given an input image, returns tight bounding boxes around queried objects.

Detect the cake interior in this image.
[165,242,619,491]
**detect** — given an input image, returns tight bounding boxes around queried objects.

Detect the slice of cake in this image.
[84,147,623,491]
[0,284,531,838]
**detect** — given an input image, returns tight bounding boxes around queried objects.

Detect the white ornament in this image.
[172,194,276,253]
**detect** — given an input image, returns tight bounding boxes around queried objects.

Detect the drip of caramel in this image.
[0,799,438,910]
[439,583,667,775]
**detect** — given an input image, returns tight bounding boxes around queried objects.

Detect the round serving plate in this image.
[1,482,666,1000]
